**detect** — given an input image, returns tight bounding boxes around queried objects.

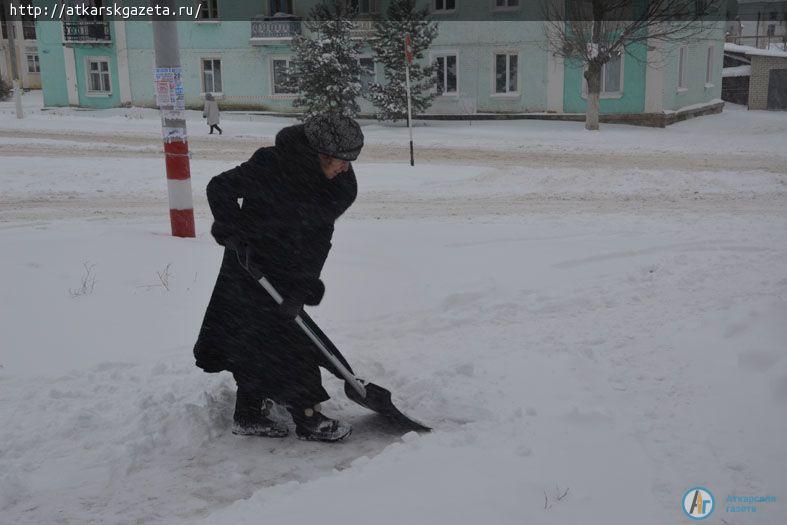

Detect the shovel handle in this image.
[238,250,367,399]
[255,275,367,399]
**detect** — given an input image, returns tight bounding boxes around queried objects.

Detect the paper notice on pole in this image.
[154,67,186,110]
[155,79,172,107]
[162,126,187,142]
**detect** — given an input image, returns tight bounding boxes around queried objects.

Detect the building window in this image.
[433,0,456,13]
[582,52,623,95]
[678,45,688,90]
[358,57,375,92]
[494,53,518,94]
[86,57,111,93]
[27,53,40,73]
[434,54,458,95]
[270,0,293,15]
[492,0,519,11]
[22,20,36,40]
[202,58,222,93]
[705,44,714,85]
[603,52,622,93]
[0,8,9,40]
[198,0,219,20]
[352,0,380,15]
[271,58,296,94]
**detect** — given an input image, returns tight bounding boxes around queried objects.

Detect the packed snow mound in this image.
[722,65,751,77]
[724,42,787,58]
[1,91,785,524]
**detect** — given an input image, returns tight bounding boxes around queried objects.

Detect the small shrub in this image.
[0,79,12,102]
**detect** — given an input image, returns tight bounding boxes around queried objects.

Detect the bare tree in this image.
[543,0,722,130]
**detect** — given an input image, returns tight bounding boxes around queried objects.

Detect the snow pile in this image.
[724,42,787,58]
[2,214,785,524]
[722,65,751,77]
[1,92,786,524]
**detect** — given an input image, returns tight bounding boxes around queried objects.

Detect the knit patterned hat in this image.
[304,114,364,161]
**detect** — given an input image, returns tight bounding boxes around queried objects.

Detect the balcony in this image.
[63,20,111,43]
[349,19,376,40]
[250,16,302,44]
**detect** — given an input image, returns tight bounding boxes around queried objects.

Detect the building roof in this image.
[724,42,787,57]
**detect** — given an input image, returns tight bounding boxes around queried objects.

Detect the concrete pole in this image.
[151,0,195,238]
[404,33,414,167]
[2,0,23,118]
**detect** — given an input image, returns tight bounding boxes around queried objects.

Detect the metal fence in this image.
[726,35,787,51]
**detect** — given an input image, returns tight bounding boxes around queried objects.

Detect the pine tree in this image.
[287,1,364,119]
[368,0,439,123]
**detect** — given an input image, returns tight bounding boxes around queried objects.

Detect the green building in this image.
[33,0,725,124]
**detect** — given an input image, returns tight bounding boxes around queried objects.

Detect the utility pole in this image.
[2,0,23,118]
[404,33,414,167]
[151,0,195,238]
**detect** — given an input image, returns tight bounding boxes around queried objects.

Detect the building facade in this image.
[724,42,787,109]
[1,1,41,89]
[34,0,725,123]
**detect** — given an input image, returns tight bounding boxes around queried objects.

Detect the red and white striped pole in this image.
[152,1,195,238]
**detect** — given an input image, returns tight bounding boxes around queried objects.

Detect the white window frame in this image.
[201,57,223,95]
[491,51,519,97]
[432,0,456,14]
[84,56,112,96]
[269,55,297,97]
[196,0,220,21]
[356,0,380,15]
[356,55,375,94]
[705,44,714,87]
[677,45,688,91]
[431,51,459,96]
[581,52,624,99]
[491,0,520,12]
[27,53,40,73]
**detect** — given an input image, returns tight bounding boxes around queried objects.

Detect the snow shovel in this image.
[239,257,430,432]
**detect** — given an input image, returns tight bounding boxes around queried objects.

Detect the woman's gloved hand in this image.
[278,296,304,320]
[210,221,245,254]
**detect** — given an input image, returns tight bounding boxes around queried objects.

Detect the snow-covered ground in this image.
[1,92,786,524]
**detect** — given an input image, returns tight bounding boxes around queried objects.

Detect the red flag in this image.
[404,34,413,64]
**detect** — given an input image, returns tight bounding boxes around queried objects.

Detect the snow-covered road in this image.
[1,93,785,524]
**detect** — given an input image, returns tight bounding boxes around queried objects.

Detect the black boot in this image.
[288,405,351,442]
[233,388,288,438]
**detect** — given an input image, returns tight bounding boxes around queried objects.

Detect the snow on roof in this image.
[724,42,787,58]
[722,64,752,77]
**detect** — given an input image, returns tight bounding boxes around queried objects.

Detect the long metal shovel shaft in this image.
[254,274,367,399]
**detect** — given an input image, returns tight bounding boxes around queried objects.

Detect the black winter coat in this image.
[193,124,357,406]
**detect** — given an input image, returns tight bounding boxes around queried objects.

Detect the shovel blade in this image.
[345,380,431,432]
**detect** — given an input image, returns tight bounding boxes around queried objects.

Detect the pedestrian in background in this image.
[203,93,222,135]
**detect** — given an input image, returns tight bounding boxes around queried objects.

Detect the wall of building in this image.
[72,40,121,108]
[748,54,787,109]
[1,24,41,88]
[562,42,648,115]
[661,39,724,111]
[425,21,548,114]
[36,20,70,106]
